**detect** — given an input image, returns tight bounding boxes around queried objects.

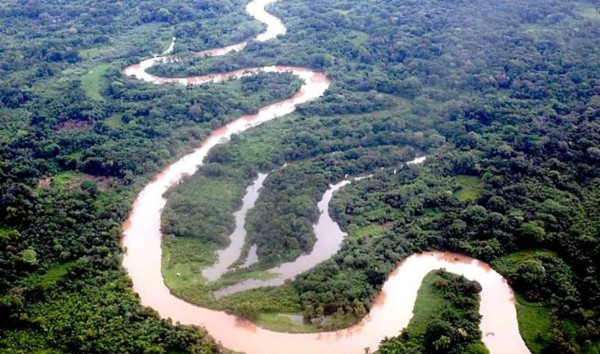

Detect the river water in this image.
[202,173,269,281]
[120,0,530,353]
[214,179,352,297]
[214,158,425,297]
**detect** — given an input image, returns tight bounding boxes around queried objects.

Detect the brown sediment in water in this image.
[121,219,131,232]
[120,0,530,353]
[372,289,388,308]
[202,173,268,281]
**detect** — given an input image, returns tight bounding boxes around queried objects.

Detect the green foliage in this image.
[0,0,285,352]
[1,0,599,352]
[163,172,248,246]
[454,175,484,202]
[161,1,599,349]
[514,293,553,354]
[81,63,111,101]
[22,262,75,290]
[20,247,38,265]
[379,271,486,354]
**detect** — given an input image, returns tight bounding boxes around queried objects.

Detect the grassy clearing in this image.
[81,63,110,101]
[254,313,320,333]
[218,283,315,331]
[66,150,83,160]
[491,250,557,353]
[417,207,443,222]
[348,223,387,240]
[349,29,369,46]
[105,114,125,129]
[405,271,448,336]
[214,269,278,288]
[51,171,82,186]
[23,262,76,290]
[162,236,216,291]
[515,293,552,353]
[454,175,484,201]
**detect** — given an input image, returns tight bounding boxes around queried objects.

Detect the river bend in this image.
[121,1,530,353]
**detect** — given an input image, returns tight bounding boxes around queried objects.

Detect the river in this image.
[203,173,269,282]
[121,0,530,353]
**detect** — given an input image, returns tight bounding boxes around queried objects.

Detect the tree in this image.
[189,104,203,120]
[521,221,546,244]
[20,247,37,265]
[80,180,98,196]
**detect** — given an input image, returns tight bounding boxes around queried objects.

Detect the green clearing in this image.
[348,223,387,240]
[254,313,319,333]
[213,269,278,288]
[491,250,557,353]
[515,293,553,353]
[162,236,216,290]
[51,171,82,186]
[404,271,448,335]
[349,29,369,46]
[66,150,83,160]
[454,175,484,202]
[105,114,125,129]
[417,207,443,222]
[219,284,304,324]
[81,63,111,101]
[22,262,76,290]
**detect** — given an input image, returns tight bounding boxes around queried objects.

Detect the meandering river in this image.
[121,0,530,353]
[203,173,269,282]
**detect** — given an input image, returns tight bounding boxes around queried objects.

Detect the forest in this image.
[0,0,599,353]
[161,0,600,352]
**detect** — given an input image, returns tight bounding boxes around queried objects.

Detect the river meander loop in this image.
[121,1,530,353]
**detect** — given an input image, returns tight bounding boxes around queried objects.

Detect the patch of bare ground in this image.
[37,177,52,188]
[379,222,394,230]
[54,119,93,132]
[37,174,117,191]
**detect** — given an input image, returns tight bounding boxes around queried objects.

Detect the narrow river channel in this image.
[121,1,530,353]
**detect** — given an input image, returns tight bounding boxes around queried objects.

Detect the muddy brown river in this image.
[121,0,530,353]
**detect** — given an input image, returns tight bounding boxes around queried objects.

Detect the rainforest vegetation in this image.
[0,0,598,353]
[162,0,600,352]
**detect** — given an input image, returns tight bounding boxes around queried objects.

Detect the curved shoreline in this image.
[120,1,530,353]
[214,178,351,298]
[203,173,269,282]
[213,158,424,298]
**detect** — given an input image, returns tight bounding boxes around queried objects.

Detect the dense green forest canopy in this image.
[162,0,599,352]
[0,0,598,353]
[0,0,281,352]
